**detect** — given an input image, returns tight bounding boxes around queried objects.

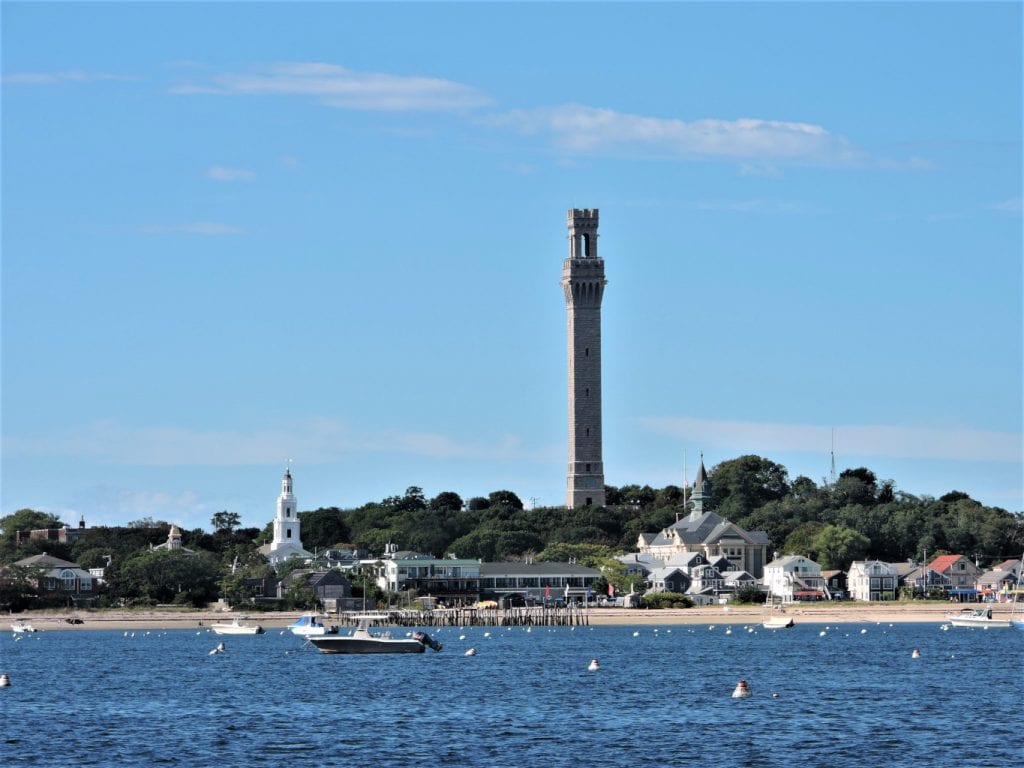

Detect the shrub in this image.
[641,591,694,609]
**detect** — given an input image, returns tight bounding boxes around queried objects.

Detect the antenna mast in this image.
[829,429,837,486]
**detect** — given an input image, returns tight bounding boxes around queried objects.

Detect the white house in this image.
[762,555,825,602]
[847,560,898,601]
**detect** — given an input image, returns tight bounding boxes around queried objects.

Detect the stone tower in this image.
[562,208,607,507]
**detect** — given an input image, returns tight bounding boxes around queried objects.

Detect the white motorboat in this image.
[288,614,338,637]
[308,615,442,654]
[945,607,1011,629]
[11,621,39,634]
[211,617,265,636]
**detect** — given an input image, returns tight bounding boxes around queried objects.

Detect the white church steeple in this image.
[260,465,312,565]
[272,467,299,547]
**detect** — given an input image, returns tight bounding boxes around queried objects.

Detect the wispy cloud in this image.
[489,103,862,165]
[139,222,243,236]
[990,197,1023,215]
[205,165,256,182]
[686,198,802,214]
[171,62,492,111]
[2,70,136,85]
[3,419,534,466]
[639,416,1022,464]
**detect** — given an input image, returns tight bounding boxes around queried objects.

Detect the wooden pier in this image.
[337,605,589,628]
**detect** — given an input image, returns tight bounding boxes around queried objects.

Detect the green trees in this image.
[111,549,223,607]
[813,524,872,569]
[210,511,242,533]
[0,509,64,546]
[298,508,350,550]
[3,457,1020,614]
[710,455,789,518]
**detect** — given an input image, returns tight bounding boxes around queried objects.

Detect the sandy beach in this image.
[7,602,1012,631]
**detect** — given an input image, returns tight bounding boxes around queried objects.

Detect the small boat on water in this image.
[762,598,794,629]
[11,621,38,634]
[288,614,339,637]
[1010,552,1024,631]
[211,617,265,636]
[945,607,1011,629]
[309,615,442,654]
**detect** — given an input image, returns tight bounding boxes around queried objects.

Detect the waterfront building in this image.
[14,553,94,603]
[376,552,482,605]
[562,208,607,508]
[762,555,825,602]
[847,560,898,601]
[479,560,602,603]
[928,554,983,601]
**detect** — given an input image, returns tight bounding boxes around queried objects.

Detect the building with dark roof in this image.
[635,458,770,577]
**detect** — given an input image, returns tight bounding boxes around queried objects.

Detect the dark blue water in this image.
[1,621,1020,767]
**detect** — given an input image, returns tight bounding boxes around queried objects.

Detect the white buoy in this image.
[860,628,868,634]
[459,634,466,640]
[632,631,640,637]
[0,673,10,687]
[588,659,601,672]
[911,648,921,659]
[819,630,827,637]
[465,648,476,656]
[725,628,732,635]
[732,680,751,699]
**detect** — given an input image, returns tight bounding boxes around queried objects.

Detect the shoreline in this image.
[7,602,1011,631]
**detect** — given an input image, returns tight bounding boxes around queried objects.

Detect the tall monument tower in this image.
[562,208,607,507]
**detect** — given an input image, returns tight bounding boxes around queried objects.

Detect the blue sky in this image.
[2,1,1021,533]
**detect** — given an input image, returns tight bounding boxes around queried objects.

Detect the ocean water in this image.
[1,620,1020,768]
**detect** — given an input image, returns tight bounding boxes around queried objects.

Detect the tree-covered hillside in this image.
[2,455,1021,610]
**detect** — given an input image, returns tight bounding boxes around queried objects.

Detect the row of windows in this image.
[480,577,594,589]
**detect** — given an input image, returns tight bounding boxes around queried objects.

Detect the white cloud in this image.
[3,419,536,466]
[206,165,256,182]
[171,62,492,111]
[639,416,1022,464]
[139,222,243,236]
[2,70,136,85]
[490,103,862,164]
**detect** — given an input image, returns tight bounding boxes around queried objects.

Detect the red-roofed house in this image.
[929,555,982,601]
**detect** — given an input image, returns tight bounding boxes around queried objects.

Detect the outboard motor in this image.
[412,631,443,652]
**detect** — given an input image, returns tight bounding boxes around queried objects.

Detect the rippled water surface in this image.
[2,620,1020,767]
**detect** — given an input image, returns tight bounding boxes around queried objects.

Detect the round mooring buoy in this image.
[732,680,751,699]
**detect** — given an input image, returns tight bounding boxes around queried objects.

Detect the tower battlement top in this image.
[568,208,599,222]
